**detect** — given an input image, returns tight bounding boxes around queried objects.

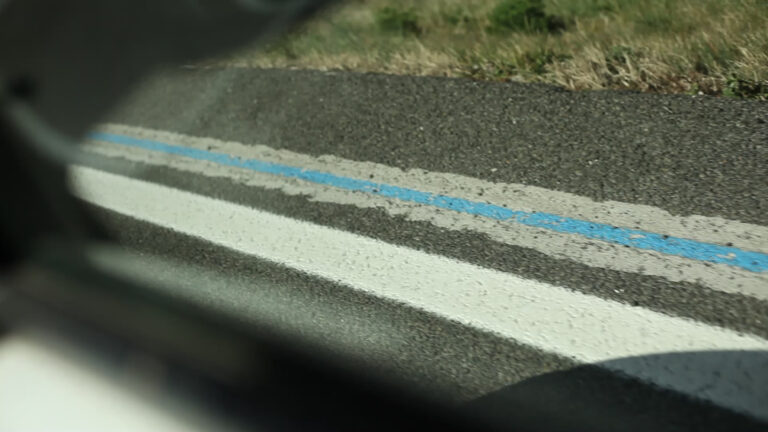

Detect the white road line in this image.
[69,165,768,420]
[83,128,768,299]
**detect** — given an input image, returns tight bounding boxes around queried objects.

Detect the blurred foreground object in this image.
[0,1,501,430]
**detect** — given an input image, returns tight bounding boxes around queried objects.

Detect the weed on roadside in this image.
[723,76,768,99]
[487,0,565,34]
[439,5,478,28]
[375,6,422,36]
[550,0,616,17]
[520,48,571,75]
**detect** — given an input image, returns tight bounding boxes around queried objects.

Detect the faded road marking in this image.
[89,130,768,273]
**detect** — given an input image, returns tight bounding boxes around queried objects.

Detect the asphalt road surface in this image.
[68,67,768,431]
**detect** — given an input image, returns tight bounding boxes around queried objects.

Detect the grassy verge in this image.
[212,0,768,99]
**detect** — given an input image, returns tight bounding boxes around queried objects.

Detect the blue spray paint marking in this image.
[90,131,768,273]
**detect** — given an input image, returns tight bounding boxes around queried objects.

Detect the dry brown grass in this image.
[211,0,768,99]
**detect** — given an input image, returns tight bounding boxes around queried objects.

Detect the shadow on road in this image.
[465,350,768,432]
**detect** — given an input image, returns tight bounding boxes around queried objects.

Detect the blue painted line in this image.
[90,131,768,273]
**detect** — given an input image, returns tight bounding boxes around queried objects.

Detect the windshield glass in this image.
[49,0,768,430]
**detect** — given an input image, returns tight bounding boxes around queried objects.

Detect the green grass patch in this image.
[487,0,565,33]
[547,0,620,18]
[439,5,478,27]
[374,6,422,35]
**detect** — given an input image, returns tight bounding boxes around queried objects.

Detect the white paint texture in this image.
[70,166,768,420]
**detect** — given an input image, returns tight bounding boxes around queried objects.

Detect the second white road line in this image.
[69,165,768,420]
